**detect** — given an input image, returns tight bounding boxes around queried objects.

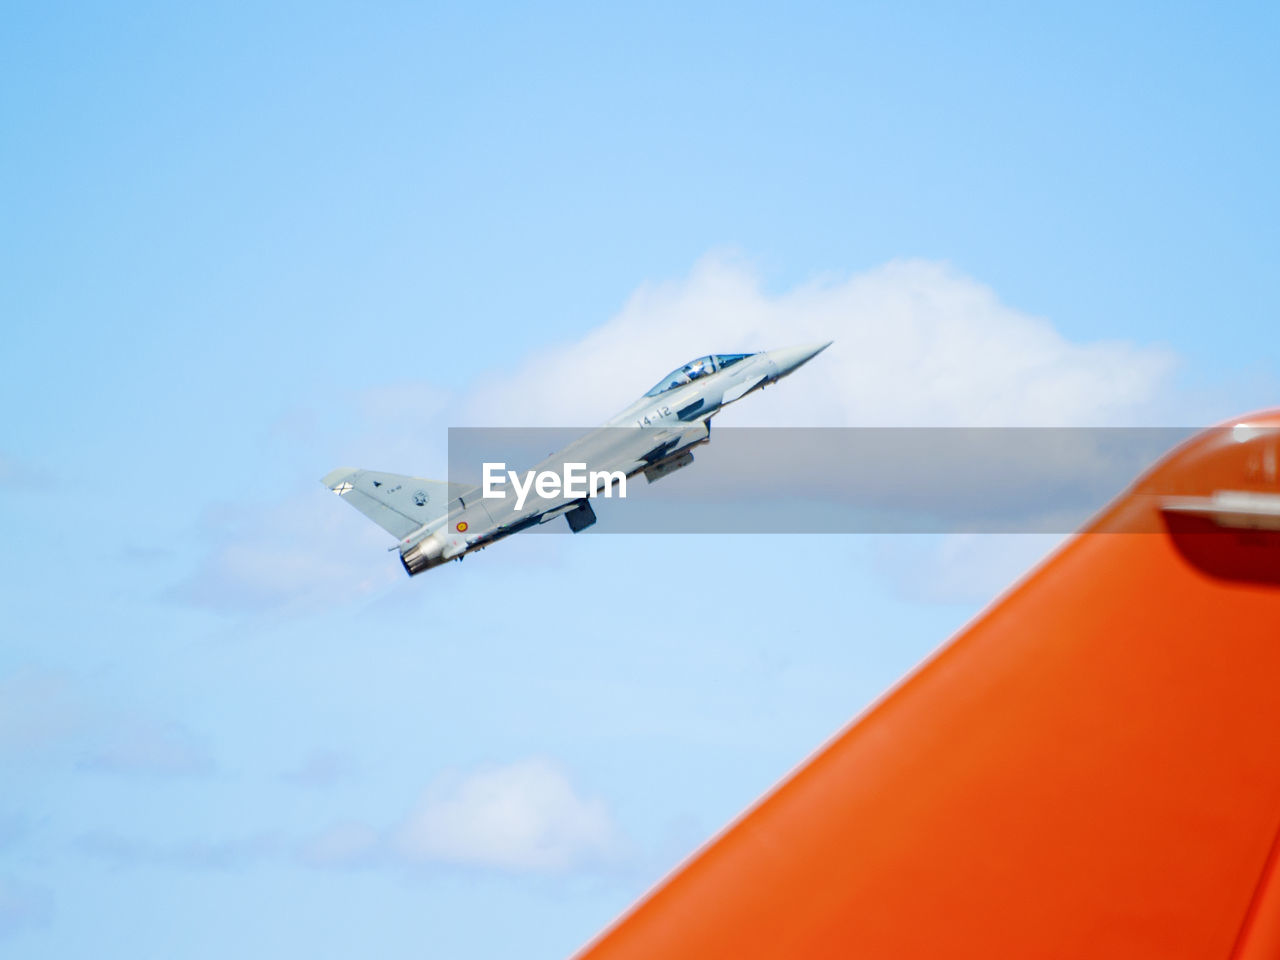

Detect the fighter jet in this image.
[323,342,831,575]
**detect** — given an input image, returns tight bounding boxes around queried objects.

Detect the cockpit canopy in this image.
[644,353,754,397]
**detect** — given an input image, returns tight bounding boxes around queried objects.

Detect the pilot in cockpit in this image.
[686,357,714,379]
[646,354,751,397]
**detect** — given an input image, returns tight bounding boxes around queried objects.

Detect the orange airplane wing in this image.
[575,414,1280,960]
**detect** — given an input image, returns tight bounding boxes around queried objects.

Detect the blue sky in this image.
[3,2,1278,957]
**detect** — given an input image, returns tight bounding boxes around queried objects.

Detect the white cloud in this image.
[67,758,623,878]
[437,257,1179,578]
[395,758,620,873]
[181,254,1180,613]
[173,494,401,614]
[458,255,1176,427]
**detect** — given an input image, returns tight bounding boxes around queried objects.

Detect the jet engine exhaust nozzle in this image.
[400,534,446,576]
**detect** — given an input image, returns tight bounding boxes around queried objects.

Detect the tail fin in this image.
[321,468,468,540]
[573,414,1280,960]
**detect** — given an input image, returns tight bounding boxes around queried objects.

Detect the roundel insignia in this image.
[456,521,468,533]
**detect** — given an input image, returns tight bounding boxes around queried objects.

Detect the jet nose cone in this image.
[766,341,833,379]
